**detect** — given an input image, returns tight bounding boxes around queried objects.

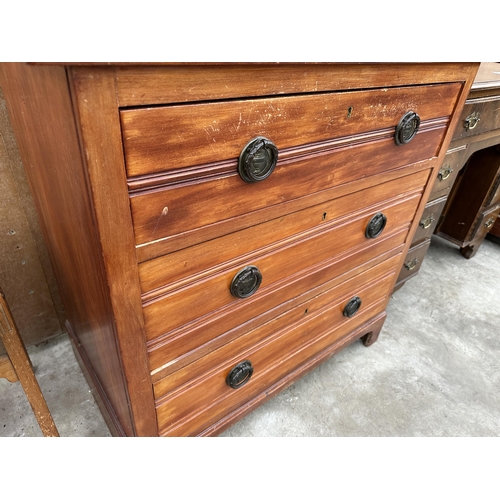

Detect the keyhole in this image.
[322,212,327,220]
[347,106,353,118]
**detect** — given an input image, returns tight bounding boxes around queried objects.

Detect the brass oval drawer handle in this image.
[484,217,495,229]
[343,296,362,318]
[226,360,254,389]
[404,258,419,271]
[365,212,387,239]
[394,111,421,146]
[438,165,453,181]
[464,111,480,132]
[420,214,435,229]
[238,136,278,183]
[230,266,262,298]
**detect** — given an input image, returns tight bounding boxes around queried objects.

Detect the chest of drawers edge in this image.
[0,62,480,436]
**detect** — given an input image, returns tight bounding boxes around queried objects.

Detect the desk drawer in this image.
[452,96,500,141]
[428,147,465,202]
[121,83,460,177]
[155,264,396,436]
[142,193,421,342]
[411,196,447,245]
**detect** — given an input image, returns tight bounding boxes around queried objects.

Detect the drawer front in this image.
[411,196,447,245]
[148,228,407,377]
[428,147,465,202]
[153,256,399,399]
[130,132,442,250]
[470,205,500,242]
[452,96,500,141]
[142,193,421,342]
[121,83,461,177]
[140,169,429,297]
[155,263,396,436]
[396,239,431,284]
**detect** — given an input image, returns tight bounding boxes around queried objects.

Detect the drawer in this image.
[469,204,500,243]
[428,146,465,202]
[129,132,442,250]
[411,196,447,245]
[121,83,461,177]
[396,239,431,285]
[140,169,429,297]
[142,193,421,342]
[155,263,396,436]
[148,228,408,377]
[452,95,500,141]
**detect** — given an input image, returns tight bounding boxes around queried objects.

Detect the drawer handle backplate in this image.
[438,165,453,181]
[343,296,362,318]
[420,214,435,229]
[394,111,420,146]
[365,212,387,239]
[464,111,480,132]
[226,360,254,389]
[484,217,495,229]
[238,136,278,183]
[404,258,419,271]
[230,265,262,298]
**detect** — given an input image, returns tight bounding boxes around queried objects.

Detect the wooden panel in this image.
[143,193,420,342]
[68,67,158,436]
[0,63,135,437]
[148,230,407,379]
[115,63,477,107]
[139,169,429,297]
[0,88,65,355]
[130,130,443,249]
[120,83,460,177]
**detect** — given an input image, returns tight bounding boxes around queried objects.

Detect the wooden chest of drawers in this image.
[0,63,478,436]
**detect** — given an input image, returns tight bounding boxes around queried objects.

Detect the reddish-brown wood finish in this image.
[0,63,479,436]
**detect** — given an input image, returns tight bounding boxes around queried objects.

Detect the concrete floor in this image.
[1,234,499,437]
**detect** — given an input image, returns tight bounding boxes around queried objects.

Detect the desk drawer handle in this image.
[230,266,262,298]
[343,296,362,318]
[365,212,387,239]
[238,136,278,183]
[226,360,253,389]
[464,111,480,132]
[484,217,495,229]
[420,214,435,229]
[394,111,420,145]
[404,258,419,271]
[438,165,453,181]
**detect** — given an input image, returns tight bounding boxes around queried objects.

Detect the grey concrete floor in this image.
[1,235,499,437]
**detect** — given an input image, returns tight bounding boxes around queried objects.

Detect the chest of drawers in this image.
[0,63,478,436]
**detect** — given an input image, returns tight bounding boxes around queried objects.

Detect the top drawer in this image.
[120,83,461,178]
[452,95,500,141]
